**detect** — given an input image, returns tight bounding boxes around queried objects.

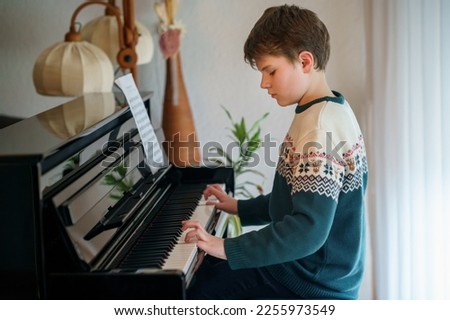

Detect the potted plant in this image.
[210,106,269,237]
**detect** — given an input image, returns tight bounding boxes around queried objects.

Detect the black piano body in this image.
[0,92,234,299]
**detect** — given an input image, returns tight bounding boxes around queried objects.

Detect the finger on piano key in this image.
[197,194,218,206]
[198,183,225,205]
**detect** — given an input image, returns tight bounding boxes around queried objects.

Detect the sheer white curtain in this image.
[367,0,450,299]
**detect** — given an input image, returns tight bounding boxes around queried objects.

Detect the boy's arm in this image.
[225,191,337,269]
[237,193,272,226]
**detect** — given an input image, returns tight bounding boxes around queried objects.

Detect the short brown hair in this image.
[244,5,330,70]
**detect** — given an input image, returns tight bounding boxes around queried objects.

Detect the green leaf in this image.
[217,106,269,199]
[237,186,255,199]
[248,112,269,134]
[234,119,246,144]
[116,166,127,178]
[241,181,262,187]
[220,105,233,122]
[110,194,123,201]
[249,128,262,144]
[226,215,242,237]
[103,175,118,185]
[240,169,266,178]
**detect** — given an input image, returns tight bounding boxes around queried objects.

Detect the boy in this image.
[182,4,368,299]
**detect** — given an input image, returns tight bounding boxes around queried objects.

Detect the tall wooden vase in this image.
[162,53,201,167]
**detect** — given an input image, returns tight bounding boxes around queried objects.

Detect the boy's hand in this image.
[182,220,227,260]
[203,184,238,214]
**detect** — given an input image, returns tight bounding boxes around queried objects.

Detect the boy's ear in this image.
[298,51,314,73]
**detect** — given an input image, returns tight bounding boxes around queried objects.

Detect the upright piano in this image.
[0,92,234,299]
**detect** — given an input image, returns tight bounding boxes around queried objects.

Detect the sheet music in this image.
[115,74,165,173]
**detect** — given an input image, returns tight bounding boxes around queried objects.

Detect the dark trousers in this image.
[186,255,302,300]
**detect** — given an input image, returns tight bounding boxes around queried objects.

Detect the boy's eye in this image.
[269,70,276,76]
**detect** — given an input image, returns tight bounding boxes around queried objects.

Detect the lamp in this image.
[80,0,154,68]
[33,0,152,97]
[33,40,114,96]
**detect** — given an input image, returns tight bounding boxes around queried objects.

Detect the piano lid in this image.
[0,93,124,158]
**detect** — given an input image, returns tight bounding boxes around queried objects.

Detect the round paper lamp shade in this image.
[81,16,154,65]
[33,41,114,96]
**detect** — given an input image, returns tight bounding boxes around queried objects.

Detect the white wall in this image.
[0,0,372,298]
[0,0,368,192]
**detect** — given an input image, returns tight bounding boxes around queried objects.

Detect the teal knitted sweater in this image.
[224,92,368,299]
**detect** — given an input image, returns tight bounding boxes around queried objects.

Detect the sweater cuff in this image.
[224,236,248,270]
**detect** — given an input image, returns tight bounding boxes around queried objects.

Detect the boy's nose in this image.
[260,76,270,89]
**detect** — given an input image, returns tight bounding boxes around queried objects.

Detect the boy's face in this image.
[255,54,308,107]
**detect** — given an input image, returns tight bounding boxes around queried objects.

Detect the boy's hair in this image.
[244,5,330,71]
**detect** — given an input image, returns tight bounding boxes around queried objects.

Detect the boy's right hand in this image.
[203,184,238,214]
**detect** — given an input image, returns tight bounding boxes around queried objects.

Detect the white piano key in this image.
[161,203,216,271]
[161,243,197,274]
[159,183,227,285]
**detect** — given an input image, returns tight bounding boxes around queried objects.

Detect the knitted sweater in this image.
[224,92,368,299]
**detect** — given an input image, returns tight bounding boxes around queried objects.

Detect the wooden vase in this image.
[162,53,201,167]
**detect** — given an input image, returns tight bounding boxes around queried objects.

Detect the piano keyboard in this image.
[1,90,236,299]
[119,183,223,283]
